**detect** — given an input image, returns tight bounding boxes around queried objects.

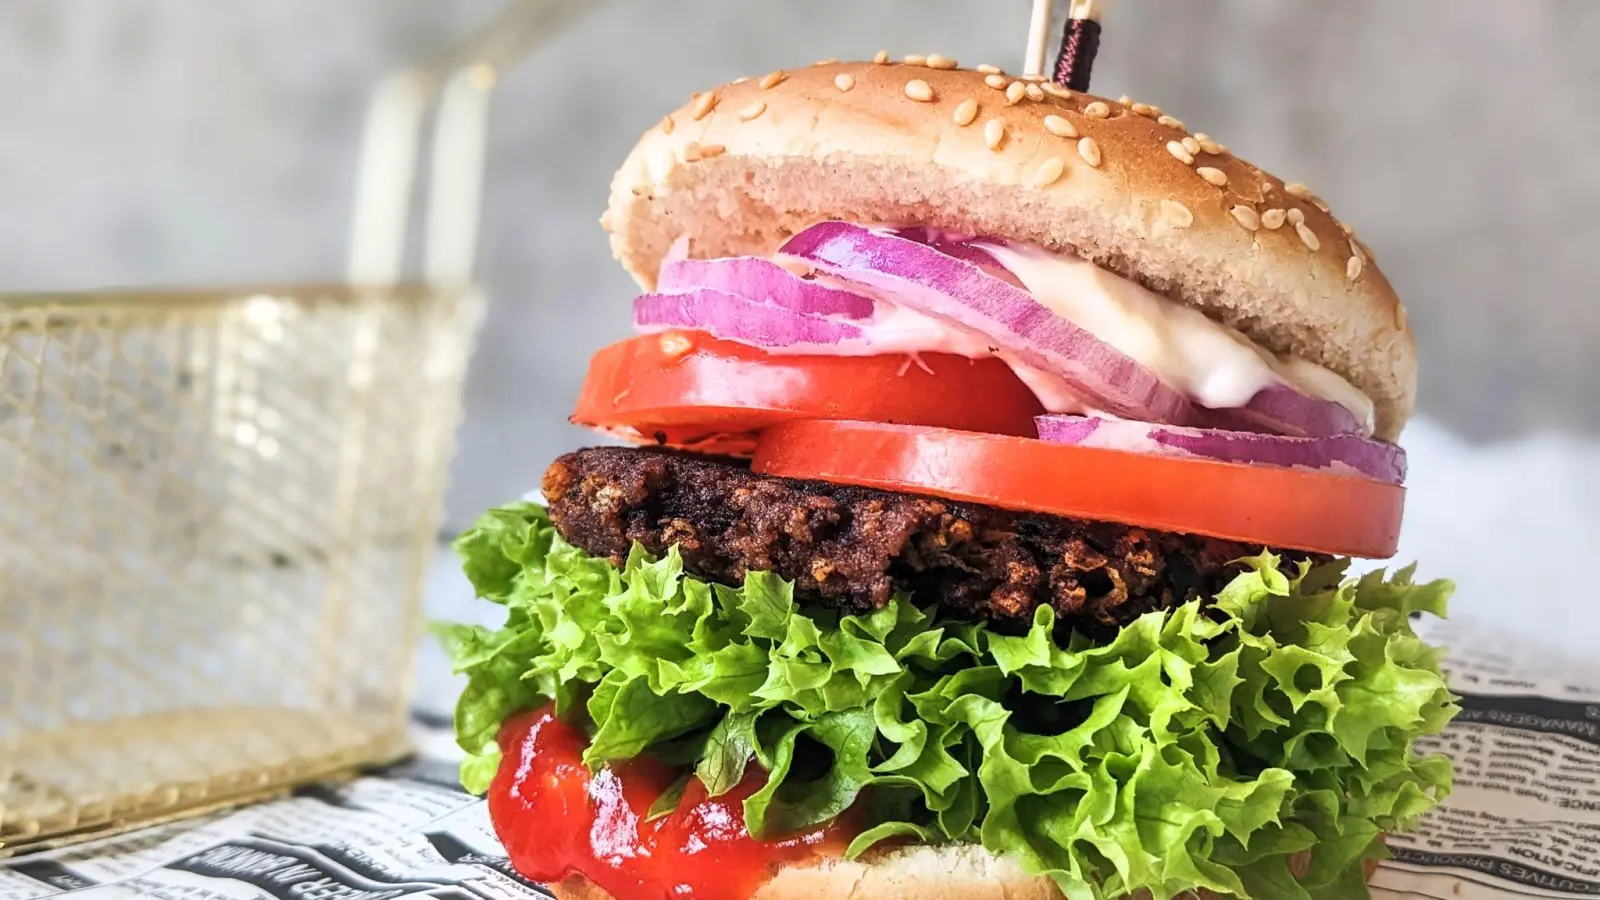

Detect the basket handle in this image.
[345,0,601,287]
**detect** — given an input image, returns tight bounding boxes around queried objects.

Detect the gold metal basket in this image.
[0,283,480,852]
[0,0,596,856]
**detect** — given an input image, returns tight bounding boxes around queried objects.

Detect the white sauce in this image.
[797,267,1091,413]
[680,239,1375,427]
[975,241,1375,429]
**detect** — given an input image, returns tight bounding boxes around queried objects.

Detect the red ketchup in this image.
[488,706,852,900]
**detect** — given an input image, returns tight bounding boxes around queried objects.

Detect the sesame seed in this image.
[1261,209,1287,230]
[1311,196,1331,213]
[1197,166,1228,187]
[759,70,787,90]
[1006,81,1027,105]
[927,53,958,70]
[1031,157,1067,188]
[1161,200,1194,228]
[1020,74,1047,82]
[1118,95,1133,104]
[874,50,890,65]
[691,92,719,120]
[953,98,979,126]
[1296,222,1321,251]
[977,64,1004,75]
[1026,83,1045,102]
[984,118,1006,150]
[1230,205,1260,231]
[1157,115,1186,132]
[731,76,751,85]
[1182,136,1202,156]
[1041,83,1073,99]
[1287,207,1306,226]
[905,79,935,102]
[984,74,1009,90]
[903,54,927,66]
[738,101,766,121]
[684,142,713,162]
[1197,137,1222,154]
[1347,254,1365,280]
[661,114,675,134]
[813,58,839,66]
[1285,182,1311,198]
[1341,222,1356,236]
[1131,102,1158,117]
[1084,101,1111,118]
[1166,141,1195,165]
[834,73,856,92]
[1043,114,1077,138]
[1078,136,1102,167]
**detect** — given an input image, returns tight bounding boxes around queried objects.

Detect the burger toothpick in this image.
[1026,0,1105,89]
[1055,0,1105,90]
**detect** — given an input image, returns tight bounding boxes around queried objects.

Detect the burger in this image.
[438,58,1457,900]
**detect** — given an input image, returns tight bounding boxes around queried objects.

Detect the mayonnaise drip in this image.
[974,241,1374,429]
[693,239,1374,428]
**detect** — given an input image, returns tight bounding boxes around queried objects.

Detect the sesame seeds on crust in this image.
[984,118,1007,150]
[1077,137,1102,167]
[662,59,1369,270]
[953,97,979,127]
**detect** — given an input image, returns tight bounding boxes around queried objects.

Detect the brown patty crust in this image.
[542,446,1310,635]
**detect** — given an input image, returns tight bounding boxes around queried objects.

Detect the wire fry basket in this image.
[0,284,479,851]
[0,0,596,856]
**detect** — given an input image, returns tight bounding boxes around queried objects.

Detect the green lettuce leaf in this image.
[442,503,1458,900]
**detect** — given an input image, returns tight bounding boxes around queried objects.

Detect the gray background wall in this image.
[2,0,1595,533]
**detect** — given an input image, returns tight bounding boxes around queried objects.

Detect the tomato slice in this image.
[572,331,1045,454]
[751,420,1404,558]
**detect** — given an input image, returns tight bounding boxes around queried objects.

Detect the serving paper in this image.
[3,628,1596,900]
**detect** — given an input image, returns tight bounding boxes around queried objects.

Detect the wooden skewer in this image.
[1022,0,1054,78]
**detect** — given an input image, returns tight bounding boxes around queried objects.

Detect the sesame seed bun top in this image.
[602,59,1417,440]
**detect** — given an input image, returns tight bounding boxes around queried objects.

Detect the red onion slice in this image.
[892,228,1028,289]
[922,231,1370,438]
[1036,414,1406,484]
[633,289,864,348]
[1197,383,1366,440]
[658,256,876,320]
[782,222,1196,425]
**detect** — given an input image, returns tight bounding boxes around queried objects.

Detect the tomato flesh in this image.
[751,420,1404,559]
[489,706,853,900]
[572,331,1045,454]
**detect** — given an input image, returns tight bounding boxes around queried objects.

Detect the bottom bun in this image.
[544,842,1380,900]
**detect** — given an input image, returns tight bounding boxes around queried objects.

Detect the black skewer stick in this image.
[1053,1,1102,92]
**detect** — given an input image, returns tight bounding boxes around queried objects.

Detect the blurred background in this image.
[3,0,1596,665]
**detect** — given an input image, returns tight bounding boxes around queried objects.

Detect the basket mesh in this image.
[0,284,482,854]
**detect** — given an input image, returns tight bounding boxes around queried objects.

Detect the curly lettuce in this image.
[438,501,1457,900]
